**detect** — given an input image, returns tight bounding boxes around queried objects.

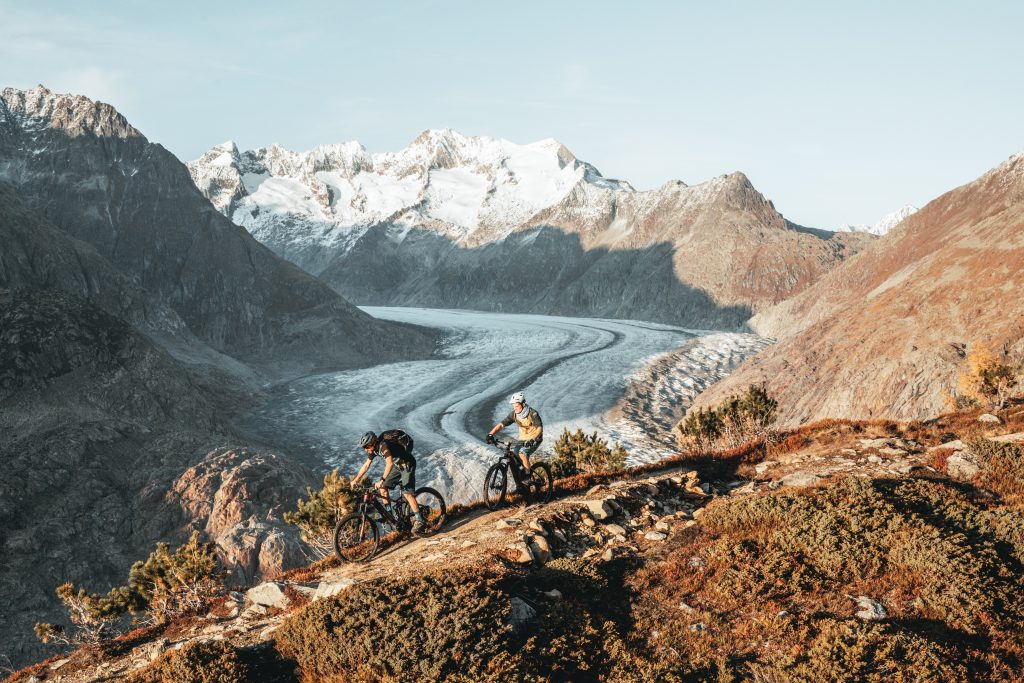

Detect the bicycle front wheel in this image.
[528,462,554,505]
[483,463,508,511]
[334,513,379,563]
[413,487,447,535]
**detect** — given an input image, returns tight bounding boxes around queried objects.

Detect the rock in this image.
[879,447,907,457]
[692,508,705,518]
[678,601,695,612]
[699,482,711,493]
[867,455,882,464]
[852,595,887,621]
[461,540,478,549]
[245,581,289,609]
[777,610,790,617]
[730,482,757,495]
[529,535,552,564]
[754,461,778,475]
[420,552,446,562]
[313,578,355,601]
[241,603,268,620]
[687,556,707,569]
[840,448,858,456]
[496,518,522,529]
[582,516,596,528]
[896,463,922,474]
[528,520,549,535]
[584,500,614,521]
[603,523,628,536]
[586,484,608,496]
[947,452,981,480]
[601,547,618,561]
[551,529,568,543]
[859,438,894,449]
[645,531,667,541]
[778,472,827,488]
[690,622,706,632]
[988,432,1024,444]
[931,439,966,451]
[674,510,693,519]
[545,589,563,600]
[509,542,534,564]
[49,659,70,670]
[509,597,537,635]
[655,521,671,532]
[683,520,698,528]
[979,413,1002,424]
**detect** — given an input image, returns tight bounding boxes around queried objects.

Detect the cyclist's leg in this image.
[518,441,539,474]
[379,470,401,509]
[400,464,419,513]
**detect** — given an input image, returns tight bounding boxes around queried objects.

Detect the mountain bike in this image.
[482,438,554,510]
[334,481,447,563]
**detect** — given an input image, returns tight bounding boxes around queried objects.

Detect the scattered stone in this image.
[241,603,268,620]
[859,438,893,449]
[420,552,446,562]
[778,472,827,488]
[586,484,608,496]
[674,510,692,519]
[692,508,705,518]
[582,516,596,528]
[461,539,478,549]
[509,541,534,564]
[879,447,907,457]
[603,523,628,536]
[947,452,981,479]
[777,610,790,617]
[601,547,618,561]
[678,601,695,612]
[528,520,548,535]
[979,413,1002,424]
[690,622,706,632]
[867,455,882,464]
[509,597,538,634]
[931,439,966,451]
[655,520,671,532]
[896,463,922,474]
[988,432,1024,444]
[754,461,778,475]
[496,518,522,529]
[545,589,563,600]
[683,520,698,529]
[313,578,355,601]
[840,449,858,456]
[852,595,888,621]
[529,535,552,564]
[731,482,757,496]
[688,556,707,569]
[49,659,69,671]
[584,500,614,521]
[551,529,567,543]
[645,531,667,542]
[245,581,289,609]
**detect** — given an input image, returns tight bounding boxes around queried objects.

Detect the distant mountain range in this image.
[837,205,920,236]
[189,131,873,329]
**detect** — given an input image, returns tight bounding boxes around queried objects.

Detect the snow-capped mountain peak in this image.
[838,204,919,236]
[188,130,635,243]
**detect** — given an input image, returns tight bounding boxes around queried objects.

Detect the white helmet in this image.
[509,391,526,405]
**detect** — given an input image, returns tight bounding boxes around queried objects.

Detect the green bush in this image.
[550,428,628,478]
[678,384,777,452]
[128,641,251,683]
[36,532,222,646]
[284,468,353,559]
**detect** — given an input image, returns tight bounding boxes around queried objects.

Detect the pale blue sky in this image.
[2,0,1021,228]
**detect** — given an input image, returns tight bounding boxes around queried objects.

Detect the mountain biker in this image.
[487,391,543,477]
[351,431,425,534]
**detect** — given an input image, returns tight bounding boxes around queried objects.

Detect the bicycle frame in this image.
[353,486,407,529]
[494,440,529,486]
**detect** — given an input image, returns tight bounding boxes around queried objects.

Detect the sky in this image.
[2,0,1022,228]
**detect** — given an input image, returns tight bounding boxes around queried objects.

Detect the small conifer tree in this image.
[284,468,353,559]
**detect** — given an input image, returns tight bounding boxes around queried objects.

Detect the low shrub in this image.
[969,439,1024,505]
[128,641,251,683]
[624,476,1024,681]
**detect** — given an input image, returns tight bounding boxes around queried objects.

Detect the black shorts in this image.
[381,462,416,492]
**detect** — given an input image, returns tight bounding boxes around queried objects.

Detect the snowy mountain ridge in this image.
[189,129,636,248]
[837,204,919,236]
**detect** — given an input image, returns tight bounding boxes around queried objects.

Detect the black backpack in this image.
[379,429,414,462]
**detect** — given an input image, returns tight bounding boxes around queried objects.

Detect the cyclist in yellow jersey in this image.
[487,391,543,475]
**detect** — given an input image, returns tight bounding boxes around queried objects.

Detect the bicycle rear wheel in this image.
[334,513,379,563]
[528,462,554,505]
[413,487,447,535]
[483,463,508,511]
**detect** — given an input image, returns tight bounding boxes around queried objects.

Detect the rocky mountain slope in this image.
[1,85,432,371]
[0,86,433,669]
[837,204,919,235]
[696,152,1024,424]
[190,131,872,329]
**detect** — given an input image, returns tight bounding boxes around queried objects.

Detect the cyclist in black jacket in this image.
[351,431,424,533]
